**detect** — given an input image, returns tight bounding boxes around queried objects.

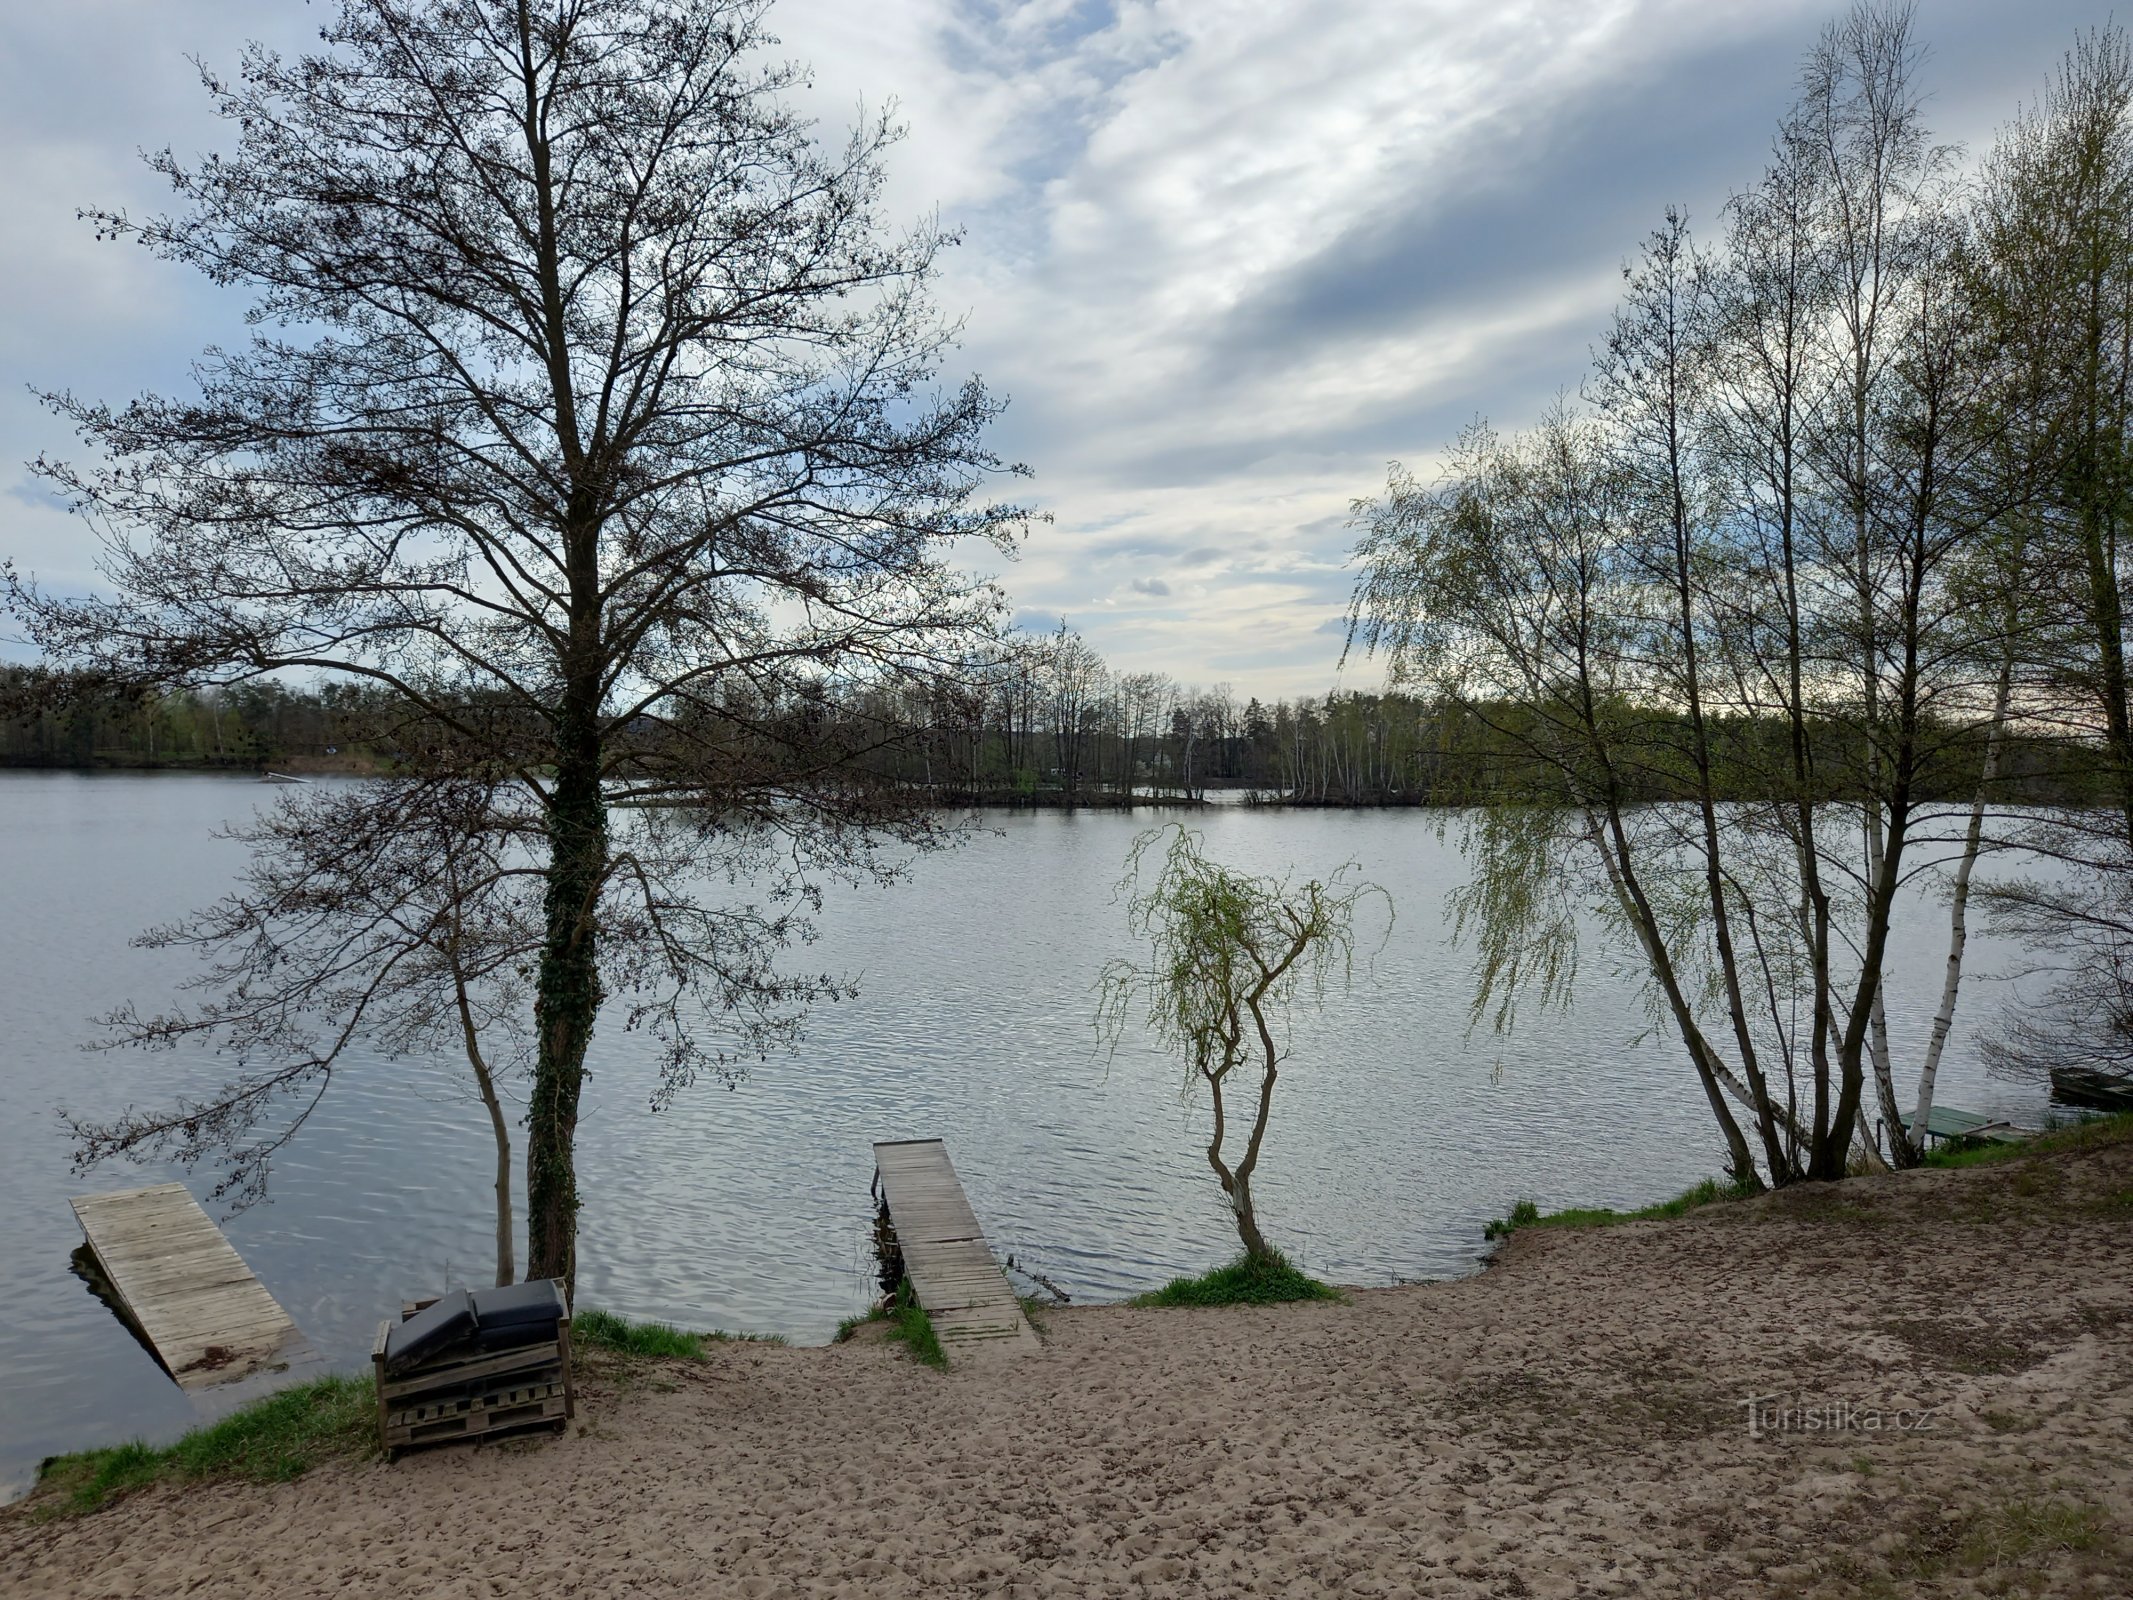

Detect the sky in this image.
[0,0,2119,698]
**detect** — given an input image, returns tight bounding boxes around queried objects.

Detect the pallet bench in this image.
[372,1282,574,1458]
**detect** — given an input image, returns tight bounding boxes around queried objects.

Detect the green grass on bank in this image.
[31,1307,786,1518]
[832,1284,947,1368]
[32,1373,376,1518]
[1129,1250,1343,1308]
[1017,1294,1053,1339]
[1486,1114,2133,1240]
[1484,1176,1758,1241]
[833,1306,881,1343]
[887,1290,948,1368]
[572,1307,784,1360]
[1921,1110,2133,1170]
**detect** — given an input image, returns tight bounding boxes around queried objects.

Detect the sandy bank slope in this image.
[7,1141,2132,1599]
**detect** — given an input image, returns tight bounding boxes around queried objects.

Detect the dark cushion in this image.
[470,1279,567,1328]
[383,1288,477,1373]
[468,1279,566,1354]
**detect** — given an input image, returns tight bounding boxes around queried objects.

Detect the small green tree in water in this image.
[1099,827,1388,1263]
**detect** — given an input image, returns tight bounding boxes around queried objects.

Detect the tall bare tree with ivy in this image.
[7,0,1025,1290]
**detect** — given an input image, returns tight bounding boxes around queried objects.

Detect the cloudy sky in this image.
[0,0,2116,697]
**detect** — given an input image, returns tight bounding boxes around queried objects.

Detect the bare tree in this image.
[69,780,539,1284]
[1041,623,1108,802]
[8,0,1025,1289]
[1116,671,1173,801]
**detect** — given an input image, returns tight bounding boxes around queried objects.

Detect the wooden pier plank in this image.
[71,1182,313,1390]
[872,1139,1037,1357]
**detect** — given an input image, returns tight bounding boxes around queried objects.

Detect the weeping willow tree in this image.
[1098,826,1388,1263]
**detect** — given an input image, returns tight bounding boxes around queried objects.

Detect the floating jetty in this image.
[872,1139,1037,1355]
[1911,1106,2026,1147]
[70,1182,320,1393]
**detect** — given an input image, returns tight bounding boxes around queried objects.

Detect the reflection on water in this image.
[0,773,2053,1498]
[68,1244,166,1377]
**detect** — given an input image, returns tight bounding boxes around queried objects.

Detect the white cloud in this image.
[2,0,2116,693]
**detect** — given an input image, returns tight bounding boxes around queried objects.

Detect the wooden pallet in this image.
[383,1374,569,1448]
[372,1295,574,1457]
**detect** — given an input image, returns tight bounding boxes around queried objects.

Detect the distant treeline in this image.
[857,629,2105,807]
[1,652,2107,807]
[0,674,385,771]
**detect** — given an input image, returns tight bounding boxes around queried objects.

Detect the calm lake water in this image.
[0,772,2054,1497]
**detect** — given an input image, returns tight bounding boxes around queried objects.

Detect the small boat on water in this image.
[259,771,310,785]
[2049,1066,2133,1114]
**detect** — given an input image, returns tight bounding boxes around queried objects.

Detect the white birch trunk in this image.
[1906,656,2015,1152]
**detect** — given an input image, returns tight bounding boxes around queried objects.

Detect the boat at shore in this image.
[2050,1066,2133,1114]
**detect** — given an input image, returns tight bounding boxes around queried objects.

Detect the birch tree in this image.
[1346,2,2030,1181]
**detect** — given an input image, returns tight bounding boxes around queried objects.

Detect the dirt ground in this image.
[7,1135,2131,1599]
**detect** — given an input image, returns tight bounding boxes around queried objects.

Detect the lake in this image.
[0,772,2054,1498]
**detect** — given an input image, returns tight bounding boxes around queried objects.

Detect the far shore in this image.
[0,752,390,777]
[7,1125,2131,1598]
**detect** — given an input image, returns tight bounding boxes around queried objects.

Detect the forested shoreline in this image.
[0,676,383,773]
[5,657,2111,808]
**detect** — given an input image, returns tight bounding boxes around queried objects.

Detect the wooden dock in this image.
[872,1140,1037,1356]
[71,1183,316,1391]
[1912,1106,2026,1146]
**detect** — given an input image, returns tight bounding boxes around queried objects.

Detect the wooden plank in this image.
[379,1340,565,1403]
[387,1377,567,1430]
[70,1182,312,1392]
[872,1139,1037,1357]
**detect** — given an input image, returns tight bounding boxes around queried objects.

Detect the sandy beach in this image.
[7,1134,2131,1599]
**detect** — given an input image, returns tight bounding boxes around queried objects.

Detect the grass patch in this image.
[1956,1497,2103,1574]
[1128,1250,1342,1308]
[884,1284,948,1368]
[573,1307,784,1361]
[1921,1110,2133,1170]
[1484,1176,1756,1241]
[834,1285,948,1367]
[833,1306,885,1343]
[33,1373,376,1517]
[1017,1294,1051,1339]
[1979,1409,2040,1435]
